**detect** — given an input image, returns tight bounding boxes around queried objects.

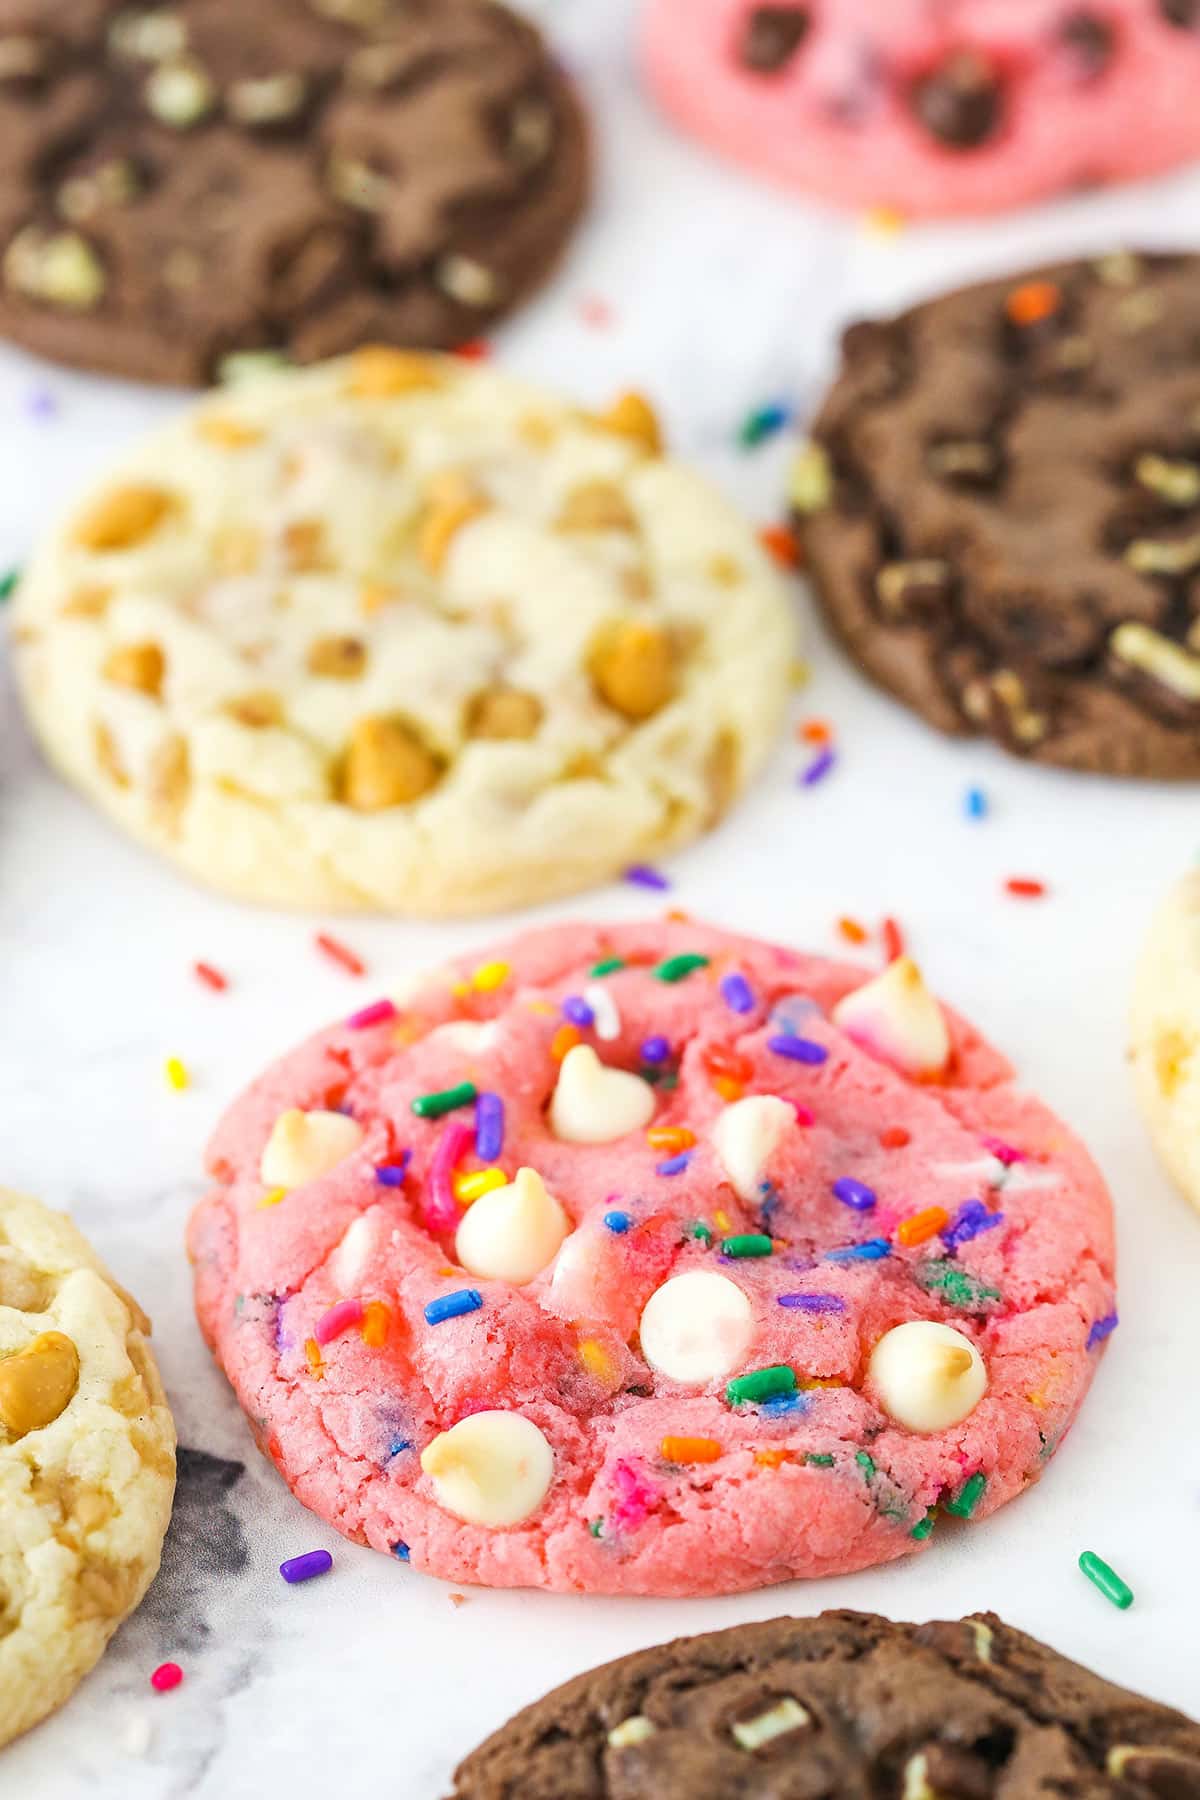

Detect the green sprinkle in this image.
[914,1260,1001,1310]
[804,1452,835,1468]
[588,1518,604,1539]
[589,957,625,977]
[911,1512,936,1541]
[0,568,19,602]
[654,953,711,983]
[685,1220,713,1245]
[1079,1550,1133,1610]
[944,1472,987,1518]
[721,1233,773,1259]
[855,1451,876,1480]
[725,1365,796,1408]
[411,1080,478,1120]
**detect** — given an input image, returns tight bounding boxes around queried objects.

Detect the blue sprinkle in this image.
[604,1209,633,1234]
[385,1437,413,1460]
[832,1176,877,1212]
[390,1541,411,1562]
[777,1292,845,1314]
[825,1238,890,1263]
[1087,1311,1118,1350]
[964,786,988,820]
[941,1197,1003,1250]
[375,1153,411,1187]
[739,400,791,449]
[640,1034,671,1064]
[562,994,595,1029]
[719,971,755,1015]
[474,1091,505,1164]
[759,1185,781,1231]
[759,1389,811,1417]
[656,1152,691,1177]
[424,1288,483,1326]
[768,1033,828,1065]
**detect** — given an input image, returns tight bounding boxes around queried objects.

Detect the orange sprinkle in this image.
[711,1075,744,1103]
[759,523,801,570]
[361,1301,390,1348]
[304,1337,325,1380]
[754,1447,790,1469]
[665,907,691,924]
[837,915,868,945]
[714,1208,732,1232]
[660,1435,722,1464]
[1005,279,1061,328]
[703,1045,754,1083]
[880,1126,911,1149]
[799,718,833,745]
[897,1205,950,1247]
[647,1126,696,1153]
[551,1023,582,1062]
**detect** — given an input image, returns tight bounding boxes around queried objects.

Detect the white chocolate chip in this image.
[607,1716,657,1749]
[902,1753,937,1800]
[435,254,501,307]
[145,57,215,128]
[455,1168,570,1286]
[419,1411,553,1527]
[712,1095,792,1200]
[731,1698,810,1752]
[331,1214,374,1289]
[832,957,950,1078]
[639,1270,753,1384]
[582,982,620,1042]
[259,1107,364,1188]
[429,1020,499,1054]
[1110,622,1200,701]
[869,1321,986,1433]
[228,71,307,125]
[549,1045,655,1144]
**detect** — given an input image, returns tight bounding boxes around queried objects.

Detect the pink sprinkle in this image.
[579,295,614,329]
[346,998,397,1030]
[610,1458,657,1533]
[789,1100,815,1127]
[980,1134,1026,1165]
[314,1299,365,1345]
[151,1662,183,1693]
[425,1119,472,1233]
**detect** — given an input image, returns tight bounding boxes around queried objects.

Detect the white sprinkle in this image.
[123,1714,153,1757]
[583,983,620,1042]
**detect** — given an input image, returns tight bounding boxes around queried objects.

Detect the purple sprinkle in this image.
[941,1197,1003,1250]
[719,971,755,1014]
[640,1034,671,1064]
[375,1153,411,1187]
[474,1091,504,1163]
[279,1549,333,1585]
[656,1152,691,1177]
[562,994,595,1029]
[799,748,837,787]
[1087,1311,1118,1351]
[767,1034,828,1065]
[832,1176,876,1212]
[777,1292,845,1314]
[346,997,397,1030]
[624,863,671,891]
[25,386,58,420]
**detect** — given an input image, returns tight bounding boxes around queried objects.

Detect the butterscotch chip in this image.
[591,390,663,454]
[307,635,367,678]
[147,733,190,830]
[342,716,441,809]
[102,642,165,696]
[196,415,265,449]
[419,493,488,573]
[346,346,442,398]
[225,690,284,728]
[590,620,676,719]
[60,585,113,619]
[72,485,174,552]
[556,481,637,533]
[282,519,330,572]
[466,688,543,740]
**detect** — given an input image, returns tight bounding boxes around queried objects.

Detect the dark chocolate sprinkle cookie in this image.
[0,0,588,384]
[794,252,1200,778]
[449,1611,1200,1799]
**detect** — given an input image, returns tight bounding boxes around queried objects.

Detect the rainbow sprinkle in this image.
[656,1152,692,1177]
[799,747,837,786]
[280,1550,333,1585]
[777,1292,844,1313]
[375,1154,411,1187]
[603,1209,633,1234]
[315,932,365,977]
[1087,1312,1118,1350]
[655,952,710,983]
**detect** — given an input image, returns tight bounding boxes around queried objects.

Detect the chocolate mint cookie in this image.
[0,0,587,384]
[449,1611,1200,1798]
[794,252,1200,778]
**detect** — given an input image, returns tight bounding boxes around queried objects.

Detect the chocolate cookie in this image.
[0,0,587,384]
[794,252,1200,778]
[449,1610,1200,1798]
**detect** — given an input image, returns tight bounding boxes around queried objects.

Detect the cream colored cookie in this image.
[0,1189,176,1748]
[12,353,795,913]
[1131,870,1200,1217]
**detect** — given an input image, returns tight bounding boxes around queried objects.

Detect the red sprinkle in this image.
[579,295,614,329]
[881,916,905,962]
[880,1127,911,1149]
[315,932,366,977]
[151,1662,183,1693]
[1005,877,1047,899]
[759,524,802,570]
[346,998,397,1030]
[791,1102,816,1128]
[193,961,228,992]
[454,338,491,361]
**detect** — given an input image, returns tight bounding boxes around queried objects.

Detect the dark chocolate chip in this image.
[739,6,811,75]
[1160,0,1200,26]
[1060,11,1116,79]
[912,51,1004,149]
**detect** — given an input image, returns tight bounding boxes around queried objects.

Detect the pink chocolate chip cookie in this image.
[189,920,1115,1596]
[641,0,1200,218]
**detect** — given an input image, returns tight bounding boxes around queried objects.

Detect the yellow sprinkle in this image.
[164,1056,190,1091]
[798,1375,842,1390]
[304,1336,325,1380]
[714,1208,731,1232]
[526,1000,557,1016]
[257,1187,287,1209]
[472,960,510,992]
[863,204,907,237]
[454,1168,507,1204]
[578,1338,619,1386]
[451,982,470,999]
[790,659,812,690]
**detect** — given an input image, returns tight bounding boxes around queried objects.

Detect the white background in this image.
[2,2,1199,1793]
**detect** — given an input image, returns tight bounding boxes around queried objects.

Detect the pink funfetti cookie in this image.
[189,922,1116,1596]
[642,0,1200,218]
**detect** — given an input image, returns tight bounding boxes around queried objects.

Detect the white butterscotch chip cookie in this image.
[1131,869,1200,1216]
[0,1189,176,1748]
[13,355,795,914]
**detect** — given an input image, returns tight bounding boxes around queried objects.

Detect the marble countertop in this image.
[3,2,1200,1793]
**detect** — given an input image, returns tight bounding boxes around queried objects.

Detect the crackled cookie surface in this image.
[0,0,586,383]
[0,1188,176,1748]
[451,1610,1200,1798]
[795,251,1200,778]
[642,1,1200,218]
[1132,869,1200,1215]
[12,356,793,913]
[189,921,1115,1596]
